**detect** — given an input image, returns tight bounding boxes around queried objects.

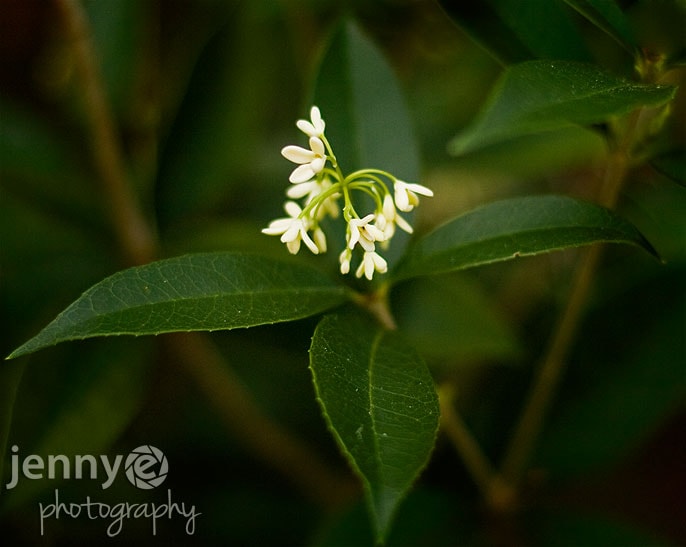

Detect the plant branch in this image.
[498,109,642,489]
[54,0,157,266]
[55,0,358,508]
[166,333,359,507]
[352,284,398,330]
[438,385,495,496]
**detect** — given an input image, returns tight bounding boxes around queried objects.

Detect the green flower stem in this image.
[498,102,652,495]
[300,182,341,218]
[55,0,359,509]
[321,134,344,181]
[348,181,383,210]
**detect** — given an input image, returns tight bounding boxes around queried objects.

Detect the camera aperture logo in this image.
[4,444,200,537]
[125,445,168,489]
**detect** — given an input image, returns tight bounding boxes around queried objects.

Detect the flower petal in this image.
[262,218,290,235]
[281,223,301,243]
[310,106,324,132]
[309,136,325,156]
[313,227,327,253]
[371,252,388,273]
[363,253,375,280]
[286,238,301,254]
[289,164,315,183]
[286,183,314,199]
[301,228,320,254]
[310,157,325,174]
[405,182,434,197]
[395,213,413,234]
[365,224,386,241]
[296,120,317,136]
[282,145,315,164]
[284,201,302,217]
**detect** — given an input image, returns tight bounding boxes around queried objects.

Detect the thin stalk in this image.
[54,0,157,266]
[438,386,496,497]
[166,333,359,507]
[352,284,398,330]
[499,109,641,489]
[55,0,358,508]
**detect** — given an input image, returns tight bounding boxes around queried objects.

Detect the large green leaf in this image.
[564,0,637,52]
[392,195,658,282]
[158,2,295,222]
[450,61,676,155]
[438,0,589,65]
[309,311,439,543]
[7,253,348,359]
[313,20,420,268]
[314,20,419,183]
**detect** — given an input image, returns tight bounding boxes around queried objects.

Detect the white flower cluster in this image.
[263,106,433,280]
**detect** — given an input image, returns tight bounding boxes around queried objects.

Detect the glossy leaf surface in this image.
[392,195,658,281]
[450,61,675,154]
[309,311,439,542]
[8,253,348,359]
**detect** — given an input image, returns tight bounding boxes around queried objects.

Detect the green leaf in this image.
[564,0,638,52]
[438,0,589,64]
[309,311,439,542]
[315,20,419,182]
[158,2,294,221]
[313,20,420,268]
[392,195,658,282]
[7,253,349,359]
[450,60,676,155]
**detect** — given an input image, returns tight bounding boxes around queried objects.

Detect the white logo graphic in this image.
[124,445,168,489]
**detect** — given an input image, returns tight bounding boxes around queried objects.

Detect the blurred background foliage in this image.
[0,0,684,545]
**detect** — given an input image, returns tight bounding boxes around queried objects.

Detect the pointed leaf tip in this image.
[7,252,349,359]
[392,195,659,282]
[309,311,439,541]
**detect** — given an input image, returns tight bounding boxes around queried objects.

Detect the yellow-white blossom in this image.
[355,251,388,280]
[263,105,433,280]
[281,136,327,183]
[394,179,434,212]
[261,201,319,255]
[296,106,326,138]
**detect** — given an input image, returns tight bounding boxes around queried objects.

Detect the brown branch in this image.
[54,0,358,508]
[498,109,641,490]
[167,332,359,507]
[54,0,157,265]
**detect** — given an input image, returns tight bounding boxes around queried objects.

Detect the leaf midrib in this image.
[79,284,347,315]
